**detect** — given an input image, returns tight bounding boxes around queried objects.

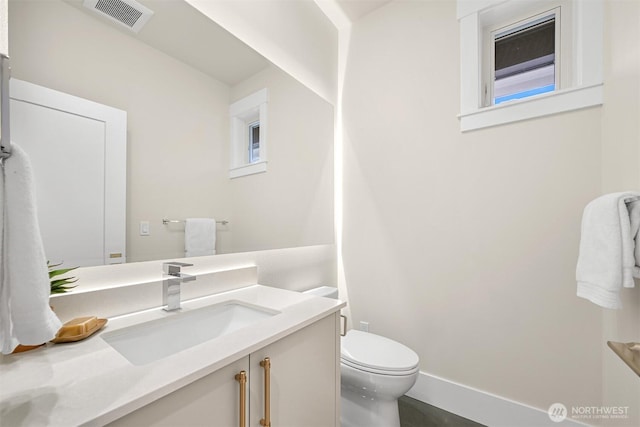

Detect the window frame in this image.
[229,88,268,178]
[458,0,603,132]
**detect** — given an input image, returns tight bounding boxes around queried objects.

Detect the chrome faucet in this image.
[162,262,196,311]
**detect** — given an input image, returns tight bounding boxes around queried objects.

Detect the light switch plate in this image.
[139,221,150,236]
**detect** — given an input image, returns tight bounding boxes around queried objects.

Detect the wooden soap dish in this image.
[607,341,640,377]
[51,316,108,343]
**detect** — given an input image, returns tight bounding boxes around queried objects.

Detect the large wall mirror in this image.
[8,0,334,267]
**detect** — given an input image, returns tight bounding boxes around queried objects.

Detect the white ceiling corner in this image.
[335,0,392,22]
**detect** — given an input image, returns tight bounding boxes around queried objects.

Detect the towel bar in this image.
[163,218,229,226]
[0,54,11,159]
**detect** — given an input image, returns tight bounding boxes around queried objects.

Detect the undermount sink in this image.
[102,301,278,365]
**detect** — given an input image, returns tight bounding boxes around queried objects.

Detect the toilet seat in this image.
[341,330,419,376]
[341,358,419,376]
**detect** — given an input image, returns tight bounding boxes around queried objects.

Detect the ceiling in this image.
[62,0,393,85]
[335,0,392,22]
[63,0,270,86]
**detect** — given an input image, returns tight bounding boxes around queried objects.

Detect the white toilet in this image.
[304,287,420,427]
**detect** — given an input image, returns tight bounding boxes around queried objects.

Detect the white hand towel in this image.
[0,142,62,354]
[185,218,216,257]
[628,199,640,276]
[576,191,640,309]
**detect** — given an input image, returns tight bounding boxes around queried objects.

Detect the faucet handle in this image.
[163,261,194,276]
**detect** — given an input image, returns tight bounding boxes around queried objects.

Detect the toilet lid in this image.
[341,330,419,372]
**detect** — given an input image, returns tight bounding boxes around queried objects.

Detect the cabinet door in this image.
[250,314,339,427]
[108,357,249,427]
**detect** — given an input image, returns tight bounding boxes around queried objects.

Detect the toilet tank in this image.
[303,286,339,299]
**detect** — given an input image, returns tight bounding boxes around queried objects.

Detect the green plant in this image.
[48,261,78,294]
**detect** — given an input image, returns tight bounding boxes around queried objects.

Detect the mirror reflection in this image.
[8,0,334,267]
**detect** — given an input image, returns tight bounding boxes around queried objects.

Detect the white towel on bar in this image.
[0,142,62,354]
[185,218,216,257]
[630,199,640,271]
[576,191,640,309]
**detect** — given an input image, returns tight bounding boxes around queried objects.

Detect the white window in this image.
[489,9,559,105]
[458,0,603,131]
[229,89,268,178]
[249,121,260,163]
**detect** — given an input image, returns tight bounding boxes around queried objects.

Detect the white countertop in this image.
[0,285,345,426]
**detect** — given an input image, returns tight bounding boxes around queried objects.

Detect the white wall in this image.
[341,0,638,424]
[600,0,640,424]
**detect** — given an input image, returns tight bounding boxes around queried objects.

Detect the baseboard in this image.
[406,371,589,427]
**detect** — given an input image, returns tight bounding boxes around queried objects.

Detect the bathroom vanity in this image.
[109,314,337,426]
[0,284,345,426]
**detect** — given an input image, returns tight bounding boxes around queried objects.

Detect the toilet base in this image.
[338,330,419,427]
[341,390,400,427]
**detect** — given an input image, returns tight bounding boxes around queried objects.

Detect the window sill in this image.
[458,83,603,132]
[229,161,267,179]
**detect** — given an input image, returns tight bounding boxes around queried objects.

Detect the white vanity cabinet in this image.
[249,313,339,427]
[108,357,250,427]
[108,313,339,427]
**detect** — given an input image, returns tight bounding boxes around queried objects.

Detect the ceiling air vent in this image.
[83,0,154,33]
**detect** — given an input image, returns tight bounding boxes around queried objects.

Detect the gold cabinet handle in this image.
[234,371,247,427]
[259,357,271,427]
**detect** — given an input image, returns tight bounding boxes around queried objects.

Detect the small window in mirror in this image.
[229,89,267,178]
[249,121,260,163]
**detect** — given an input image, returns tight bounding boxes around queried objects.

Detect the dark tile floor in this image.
[399,396,486,427]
